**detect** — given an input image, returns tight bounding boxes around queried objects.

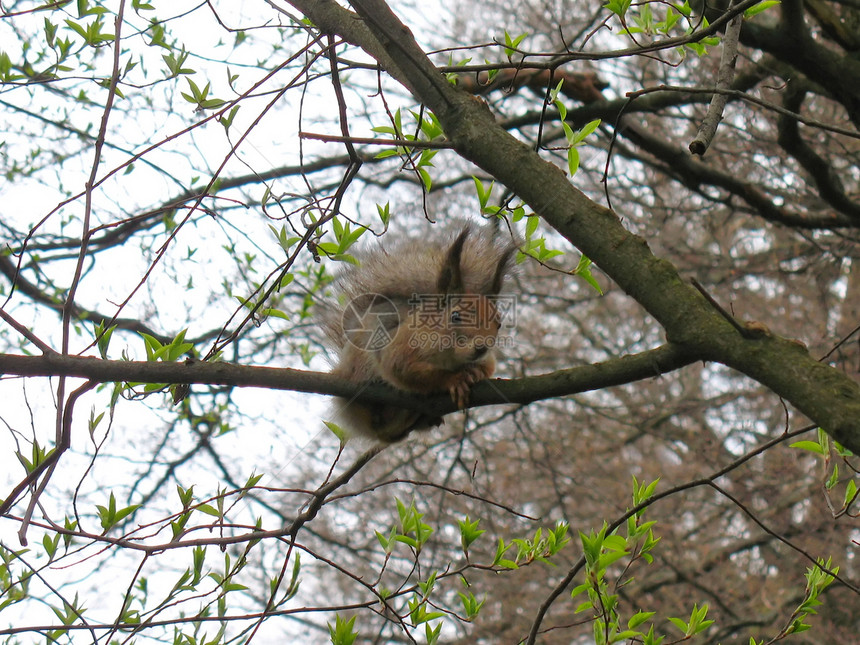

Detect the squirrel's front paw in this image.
[447,364,490,409]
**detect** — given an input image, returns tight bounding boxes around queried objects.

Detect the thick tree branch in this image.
[740,8,860,127]
[495,74,858,229]
[777,80,860,223]
[616,116,856,229]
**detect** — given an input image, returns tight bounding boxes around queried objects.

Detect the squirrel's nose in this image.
[472,344,489,359]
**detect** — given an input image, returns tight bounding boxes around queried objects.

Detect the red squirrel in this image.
[324,225,516,441]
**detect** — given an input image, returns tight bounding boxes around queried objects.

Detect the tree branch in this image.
[690,2,747,155]
[0,343,696,416]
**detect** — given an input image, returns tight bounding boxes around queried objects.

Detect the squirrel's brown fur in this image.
[324,225,515,442]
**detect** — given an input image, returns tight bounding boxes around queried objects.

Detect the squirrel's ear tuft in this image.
[490,243,517,295]
[437,227,471,293]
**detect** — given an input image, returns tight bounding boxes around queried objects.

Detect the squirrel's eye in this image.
[450,310,462,324]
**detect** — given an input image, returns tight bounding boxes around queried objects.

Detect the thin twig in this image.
[627,84,860,141]
[691,277,753,338]
[242,444,384,644]
[5,381,96,544]
[690,0,744,155]
[525,424,842,644]
[0,309,55,354]
[819,322,860,362]
[301,131,453,148]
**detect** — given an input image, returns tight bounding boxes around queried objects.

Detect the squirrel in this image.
[323,225,516,442]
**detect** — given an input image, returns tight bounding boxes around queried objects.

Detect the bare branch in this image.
[689,1,745,155]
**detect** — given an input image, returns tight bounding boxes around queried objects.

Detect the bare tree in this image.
[0,0,858,643]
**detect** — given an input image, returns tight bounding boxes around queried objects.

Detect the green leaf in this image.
[628,610,655,629]
[667,616,688,633]
[328,614,359,645]
[93,320,116,359]
[458,515,485,551]
[790,440,825,455]
[457,589,485,620]
[844,479,858,508]
[417,166,432,191]
[574,254,603,294]
[493,537,518,569]
[473,177,495,211]
[826,463,839,490]
[567,146,580,176]
[745,0,780,18]
[42,532,60,560]
[605,0,633,18]
[418,572,437,599]
[323,420,347,443]
[376,201,391,226]
[96,492,141,532]
[574,599,593,614]
[198,503,221,517]
[219,104,240,131]
[502,30,528,61]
